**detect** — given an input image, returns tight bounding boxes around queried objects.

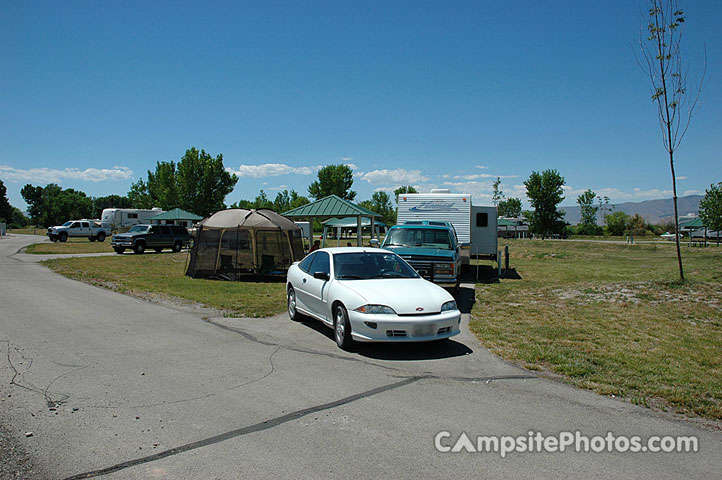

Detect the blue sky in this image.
[1,0,720,212]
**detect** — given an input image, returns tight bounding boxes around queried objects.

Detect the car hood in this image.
[381,246,455,259]
[340,278,453,314]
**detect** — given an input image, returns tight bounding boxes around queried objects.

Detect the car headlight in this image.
[354,304,397,314]
[441,300,458,312]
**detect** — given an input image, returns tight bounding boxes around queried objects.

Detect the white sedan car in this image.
[286,247,461,349]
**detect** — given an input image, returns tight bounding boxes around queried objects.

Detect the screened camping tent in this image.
[186,208,305,280]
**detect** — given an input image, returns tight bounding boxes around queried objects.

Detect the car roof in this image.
[392,222,454,230]
[318,247,392,255]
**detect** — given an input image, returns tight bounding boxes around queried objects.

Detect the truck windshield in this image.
[62,221,73,227]
[128,225,149,233]
[383,228,453,249]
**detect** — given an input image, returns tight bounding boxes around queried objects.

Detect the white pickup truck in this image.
[47,220,111,242]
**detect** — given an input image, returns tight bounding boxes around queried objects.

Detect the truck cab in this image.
[380,221,462,291]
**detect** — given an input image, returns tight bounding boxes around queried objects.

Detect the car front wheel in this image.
[334,304,353,350]
[172,240,183,252]
[287,286,300,321]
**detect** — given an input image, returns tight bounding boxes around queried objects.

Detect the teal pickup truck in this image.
[380,221,462,291]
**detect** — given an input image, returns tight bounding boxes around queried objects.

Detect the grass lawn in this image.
[25,237,115,254]
[42,252,286,318]
[470,239,722,420]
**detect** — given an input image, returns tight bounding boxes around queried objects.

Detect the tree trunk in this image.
[669,151,684,281]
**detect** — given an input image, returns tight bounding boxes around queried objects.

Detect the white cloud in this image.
[0,165,134,183]
[356,168,430,186]
[676,176,687,180]
[475,165,489,170]
[227,163,321,178]
[683,189,700,196]
[453,173,518,180]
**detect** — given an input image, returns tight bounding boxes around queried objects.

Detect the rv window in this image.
[476,212,488,227]
[127,213,138,219]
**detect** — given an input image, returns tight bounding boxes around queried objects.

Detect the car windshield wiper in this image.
[336,274,364,279]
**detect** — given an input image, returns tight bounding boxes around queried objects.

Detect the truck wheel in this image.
[97,232,106,242]
[133,242,146,254]
[114,248,125,254]
[59,232,68,242]
[89,236,96,242]
[172,240,183,252]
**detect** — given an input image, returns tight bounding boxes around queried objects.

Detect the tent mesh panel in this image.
[186,226,303,280]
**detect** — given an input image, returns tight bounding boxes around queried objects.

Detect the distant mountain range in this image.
[559,195,702,225]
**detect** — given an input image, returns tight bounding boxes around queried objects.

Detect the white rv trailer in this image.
[101,208,165,231]
[396,190,498,261]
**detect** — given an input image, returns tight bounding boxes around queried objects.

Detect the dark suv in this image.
[111,224,191,254]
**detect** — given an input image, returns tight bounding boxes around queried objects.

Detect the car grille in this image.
[406,260,432,278]
[386,330,407,337]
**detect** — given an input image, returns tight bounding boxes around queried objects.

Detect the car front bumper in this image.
[348,310,461,342]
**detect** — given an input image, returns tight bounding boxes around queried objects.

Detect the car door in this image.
[148,226,163,247]
[80,221,90,236]
[302,251,331,321]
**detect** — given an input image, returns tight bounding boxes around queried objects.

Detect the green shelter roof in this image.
[283,195,379,218]
[679,217,705,228]
[323,217,386,228]
[147,207,204,221]
[497,218,517,227]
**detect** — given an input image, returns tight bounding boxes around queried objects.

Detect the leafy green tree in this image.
[176,148,238,217]
[20,183,93,227]
[308,164,356,201]
[523,169,566,238]
[127,179,153,209]
[148,161,180,210]
[576,189,602,235]
[497,197,522,218]
[8,207,29,228]
[605,211,630,236]
[273,189,310,213]
[393,185,417,204]
[0,180,13,223]
[637,0,706,280]
[359,191,394,226]
[699,182,722,245]
[252,190,273,209]
[130,148,238,217]
[627,214,648,236]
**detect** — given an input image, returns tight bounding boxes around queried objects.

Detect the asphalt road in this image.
[0,234,719,479]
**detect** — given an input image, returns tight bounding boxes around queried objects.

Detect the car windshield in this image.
[382,228,453,249]
[333,252,419,280]
[62,221,73,227]
[128,225,149,233]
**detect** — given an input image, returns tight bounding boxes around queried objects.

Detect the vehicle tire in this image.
[334,304,353,350]
[59,232,68,242]
[287,286,301,321]
[172,240,183,253]
[89,236,96,242]
[133,242,145,254]
[114,248,125,254]
[97,232,106,242]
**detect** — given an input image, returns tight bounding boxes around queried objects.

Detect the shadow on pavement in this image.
[298,318,473,360]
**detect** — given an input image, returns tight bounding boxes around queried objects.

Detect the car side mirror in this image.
[313,271,330,281]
